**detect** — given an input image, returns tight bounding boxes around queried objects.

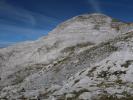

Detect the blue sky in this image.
[0,0,133,47]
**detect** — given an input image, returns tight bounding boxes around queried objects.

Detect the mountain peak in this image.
[49,13,113,35]
[78,13,109,17]
[73,13,112,22]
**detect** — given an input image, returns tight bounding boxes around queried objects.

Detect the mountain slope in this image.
[43,32,133,100]
[0,13,133,100]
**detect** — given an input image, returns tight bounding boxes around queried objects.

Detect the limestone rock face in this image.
[0,13,133,100]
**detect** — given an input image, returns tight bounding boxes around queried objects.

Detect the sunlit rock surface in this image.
[0,13,133,100]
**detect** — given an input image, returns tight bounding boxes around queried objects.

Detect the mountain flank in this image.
[0,13,133,100]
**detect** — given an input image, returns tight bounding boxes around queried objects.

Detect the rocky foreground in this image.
[0,13,133,100]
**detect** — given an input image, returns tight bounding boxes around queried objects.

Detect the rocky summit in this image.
[0,13,133,100]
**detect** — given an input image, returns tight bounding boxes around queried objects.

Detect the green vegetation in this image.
[70,88,90,99]
[94,94,133,100]
[112,18,120,22]
[53,57,69,73]
[62,42,94,53]
[97,81,113,88]
[115,78,123,84]
[57,88,90,100]
[97,71,110,78]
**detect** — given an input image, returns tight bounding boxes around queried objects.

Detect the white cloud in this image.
[0,0,61,47]
[0,0,59,26]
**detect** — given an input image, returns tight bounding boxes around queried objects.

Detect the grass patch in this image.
[112,18,121,22]
[62,42,94,53]
[93,93,133,100]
